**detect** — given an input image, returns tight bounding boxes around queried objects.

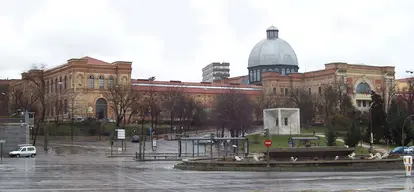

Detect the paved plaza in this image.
[0,140,412,191]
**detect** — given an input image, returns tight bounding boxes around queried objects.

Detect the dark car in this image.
[390,146,412,155]
[131,135,139,143]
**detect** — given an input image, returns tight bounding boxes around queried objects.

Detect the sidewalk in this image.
[316,134,390,154]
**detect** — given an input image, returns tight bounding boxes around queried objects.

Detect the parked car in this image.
[390,146,413,155]
[9,144,36,158]
[131,135,139,143]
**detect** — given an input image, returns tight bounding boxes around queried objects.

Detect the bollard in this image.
[403,156,413,176]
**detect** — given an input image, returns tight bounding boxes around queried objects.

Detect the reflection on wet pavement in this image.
[0,143,412,192]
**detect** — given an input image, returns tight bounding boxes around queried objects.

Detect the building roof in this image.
[131,79,262,95]
[80,56,110,65]
[397,77,414,82]
[248,26,298,68]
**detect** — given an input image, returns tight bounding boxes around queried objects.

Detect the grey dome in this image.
[248,26,298,68]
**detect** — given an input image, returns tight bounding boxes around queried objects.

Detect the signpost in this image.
[0,139,5,162]
[116,129,126,152]
[152,138,157,151]
[264,139,272,167]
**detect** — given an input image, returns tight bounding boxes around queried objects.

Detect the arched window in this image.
[257,69,260,81]
[64,76,67,89]
[356,82,371,94]
[98,76,104,89]
[287,69,291,74]
[89,75,94,88]
[108,76,114,88]
[281,68,286,75]
[249,71,253,82]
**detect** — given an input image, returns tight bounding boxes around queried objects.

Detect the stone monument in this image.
[263,108,300,135]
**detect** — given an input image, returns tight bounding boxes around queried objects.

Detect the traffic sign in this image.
[117,129,125,140]
[264,139,272,147]
[0,139,5,144]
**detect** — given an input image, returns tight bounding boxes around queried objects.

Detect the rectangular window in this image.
[357,100,362,107]
[108,78,114,88]
[284,118,288,126]
[99,77,104,89]
[89,78,94,88]
[59,80,62,93]
[280,88,284,96]
[362,100,367,107]
[318,87,322,94]
[308,87,311,95]
[284,88,289,96]
[272,87,276,95]
[55,79,58,93]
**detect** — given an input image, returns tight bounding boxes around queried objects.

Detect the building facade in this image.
[247,26,395,112]
[202,62,230,82]
[9,56,132,120]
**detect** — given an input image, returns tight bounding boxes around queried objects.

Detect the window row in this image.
[47,99,68,116]
[249,68,296,82]
[46,76,69,94]
[271,87,289,96]
[88,75,114,89]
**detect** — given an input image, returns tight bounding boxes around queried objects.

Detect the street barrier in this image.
[403,156,413,176]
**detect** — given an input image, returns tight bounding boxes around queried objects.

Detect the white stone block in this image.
[263,108,300,135]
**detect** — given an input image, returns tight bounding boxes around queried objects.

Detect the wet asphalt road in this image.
[0,142,413,191]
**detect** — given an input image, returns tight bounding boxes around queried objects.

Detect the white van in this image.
[9,144,36,158]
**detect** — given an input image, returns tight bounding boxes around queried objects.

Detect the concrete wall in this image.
[263,108,300,135]
[0,122,30,157]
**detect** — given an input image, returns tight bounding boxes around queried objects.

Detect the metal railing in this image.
[0,117,25,124]
[135,152,209,160]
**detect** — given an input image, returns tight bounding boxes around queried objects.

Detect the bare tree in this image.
[215,89,253,137]
[252,92,278,124]
[11,87,39,113]
[162,85,184,133]
[398,79,414,114]
[289,88,315,127]
[21,64,47,146]
[105,84,140,127]
[140,83,160,131]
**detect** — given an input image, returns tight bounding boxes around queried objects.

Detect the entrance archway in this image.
[95,98,108,119]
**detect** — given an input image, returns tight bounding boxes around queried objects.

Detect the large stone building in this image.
[3,25,398,122]
[8,56,132,120]
[245,26,395,112]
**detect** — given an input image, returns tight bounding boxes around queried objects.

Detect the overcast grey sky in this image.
[1,0,413,81]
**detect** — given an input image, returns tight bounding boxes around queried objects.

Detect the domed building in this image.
[248,26,299,84]
[221,26,396,112]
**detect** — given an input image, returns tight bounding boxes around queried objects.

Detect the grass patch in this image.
[247,134,370,154]
[301,126,326,134]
